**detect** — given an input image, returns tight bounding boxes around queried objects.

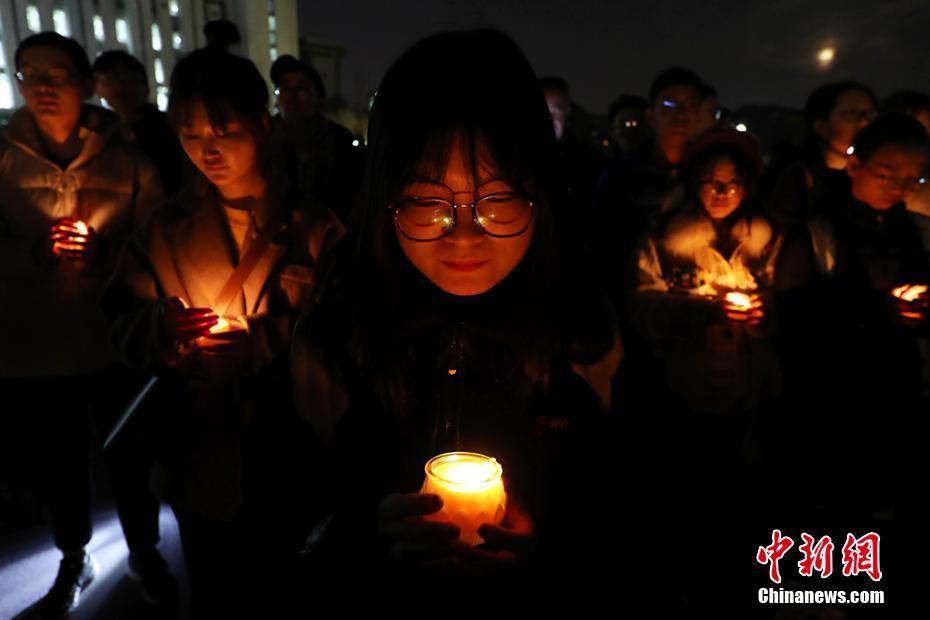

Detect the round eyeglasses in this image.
[388,192,536,242]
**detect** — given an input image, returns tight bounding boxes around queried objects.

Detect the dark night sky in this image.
[298,0,930,115]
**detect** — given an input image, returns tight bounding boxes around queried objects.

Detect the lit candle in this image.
[421,452,507,546]
[74,220,89,236]
[892,284,929,303]
[207,316,248,335]
[725,291,755,311]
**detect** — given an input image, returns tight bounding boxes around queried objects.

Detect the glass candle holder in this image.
[421,452,507,546]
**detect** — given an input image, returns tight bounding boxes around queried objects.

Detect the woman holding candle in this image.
[287,29,621,602]
[629,128,783,607]
[101,47,342,616]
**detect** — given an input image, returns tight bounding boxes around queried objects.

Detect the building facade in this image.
[0,0,298,113]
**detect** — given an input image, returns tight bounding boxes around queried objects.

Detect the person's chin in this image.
[432,270,499,297]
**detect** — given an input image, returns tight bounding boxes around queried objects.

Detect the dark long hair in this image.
[166,47,274,180]
[314,29,612,417]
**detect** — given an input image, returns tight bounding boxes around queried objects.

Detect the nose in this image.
[445,193,483,247]
[202,135,221,158]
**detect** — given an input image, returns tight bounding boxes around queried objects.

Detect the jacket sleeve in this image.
[245,207,345,373]
[630,237,723,340]
[100,212,184,371]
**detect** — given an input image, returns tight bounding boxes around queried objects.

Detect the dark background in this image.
[299,0,930,116]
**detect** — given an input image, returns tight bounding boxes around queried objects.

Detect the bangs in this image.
[387,121,540,200]
[167,93,241,132]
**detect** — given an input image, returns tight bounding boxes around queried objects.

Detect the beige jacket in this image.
[102,179,343,519]
[0,105,164,378]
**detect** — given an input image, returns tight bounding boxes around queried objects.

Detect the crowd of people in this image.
[0,23,928,618]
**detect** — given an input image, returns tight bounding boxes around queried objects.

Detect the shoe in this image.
[127,549,179,609]
[39,550,98,618]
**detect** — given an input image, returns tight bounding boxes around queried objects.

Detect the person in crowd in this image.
[591,67,710,435]
[607,94,652,157]
[592,67,709,280]
[92,50,188,197]
[881,91,930,250]
[539,76,606,219]
[629,128,780,608]
[762,81,878,227]
[775,114,929,610]
[270,54,363,224]
[285,29,621,607]
[202,19,240,52]
[0,32,164,617]
[101,47,342,617]
[696,84,722,134]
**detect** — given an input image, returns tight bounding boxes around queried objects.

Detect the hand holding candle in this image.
[50,217,96,261]
[420,452,507,546]
[199,315,251,356]
[160,296,218,343]
[722,291,765,326]
[892,284,929,323]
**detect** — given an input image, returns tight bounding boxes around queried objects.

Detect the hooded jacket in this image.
[0,104,164,378]
[633,204,783,415]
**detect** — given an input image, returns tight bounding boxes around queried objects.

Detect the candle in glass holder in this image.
[207,316,248,335]
[892,284,928,302]
[725,291,755,311]
[421,452,507,546]
[74,220,89,236]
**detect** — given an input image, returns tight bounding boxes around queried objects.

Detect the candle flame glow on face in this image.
[893,284,928,302]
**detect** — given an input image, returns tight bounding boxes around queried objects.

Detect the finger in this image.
[177,327,214,342]
[179,307,216,319]
[53,242,87,254]
[175,314,219,327]
[378,493,443,521]
[174,319,219,336]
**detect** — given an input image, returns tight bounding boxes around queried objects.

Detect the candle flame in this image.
[725,291,754,310]
[425,452,503,492]
[892,284,928,302]
[74,220,89,235]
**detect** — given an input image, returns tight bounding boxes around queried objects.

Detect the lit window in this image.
[153,58,164,85]
[268,15,277,31]
[116,18,130,45]
[26,6,42,33]
[93,15,105,42]
[53,10,71,36]
[270,47,278,61]
[0,73,14,109]
[173,32,182,50]
[156,86,169,111]
[0,41,7,69]
[169,1,180,17]
[151,24,162,52]
[269,32,277,46]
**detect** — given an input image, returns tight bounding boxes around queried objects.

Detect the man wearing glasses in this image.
[0,32,164,617]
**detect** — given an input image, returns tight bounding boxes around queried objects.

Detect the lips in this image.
[441,258,489,272]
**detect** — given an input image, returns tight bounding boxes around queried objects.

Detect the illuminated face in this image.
[817,89,876,156]
[395,133,535,296]
[847,145,928,211]
[697,156,745,220]
[276,71,323,121]
[177,100,262,195]
[17,46,92,127]
[95,66,148,117]
[543,89,570,140]
[648,84,703,143]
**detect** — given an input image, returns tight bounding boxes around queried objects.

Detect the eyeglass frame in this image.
[387,191,537,242]
[15,69,81,88]
[863,164,926,192]
[698,179,745,197]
